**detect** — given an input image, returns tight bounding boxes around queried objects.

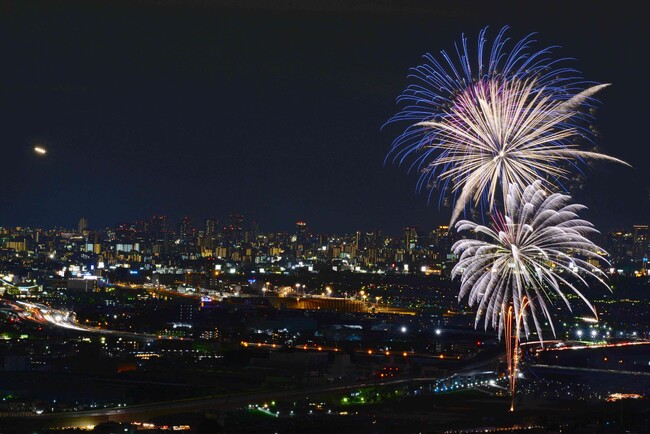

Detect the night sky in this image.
[0,1,647,233]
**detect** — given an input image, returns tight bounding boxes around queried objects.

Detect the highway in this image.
[531,364,650,377]
[4,300,159,341]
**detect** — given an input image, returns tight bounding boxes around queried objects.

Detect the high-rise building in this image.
[78,218,88,234]
[632,224,648,262]
[147,215,169,253]
[180,216,192,240]
[227,214,244,244]
[250,220,259,238]
[296,220,308,244]
[203,218,219,250]
[605,229,633,264]
[205,218,218,237]
[404,226,418,253]
[433,225,451,248]
[361,230,381,248]
[148,215,168,238]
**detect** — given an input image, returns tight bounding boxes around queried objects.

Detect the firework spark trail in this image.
[504,297,530,412]
[451,181,610,341]
[386,27,628,223]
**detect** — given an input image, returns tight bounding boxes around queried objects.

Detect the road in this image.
[531,363,650,377]
[5,300,159,341]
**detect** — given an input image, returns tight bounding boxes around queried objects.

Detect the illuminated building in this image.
[78,217,88,234]
[3,239,27,252]
[605,229,634,265]
[403,226,418,253]
[632,224,648,263]
[296,220,308,242]
[205,218,218,237]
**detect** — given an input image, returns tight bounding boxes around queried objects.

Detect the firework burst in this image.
[451,181,609,340]
[387,27,628,222]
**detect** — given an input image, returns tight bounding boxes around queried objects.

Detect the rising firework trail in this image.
[386,26,628,223]
[503,296,529,412]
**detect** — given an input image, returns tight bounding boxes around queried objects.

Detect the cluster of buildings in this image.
[0,216,461,291]
[2,216,647,291]
[603,224,649,276]
[0,216,648,423]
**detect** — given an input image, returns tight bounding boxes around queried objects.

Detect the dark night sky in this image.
[0,1,647,233]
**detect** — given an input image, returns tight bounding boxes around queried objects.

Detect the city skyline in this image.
[0,1,648,233]
[1,213,648,237]
[2,214,647,273]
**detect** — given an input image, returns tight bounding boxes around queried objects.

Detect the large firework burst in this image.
[451,181,609,340]
[387,27,628,222]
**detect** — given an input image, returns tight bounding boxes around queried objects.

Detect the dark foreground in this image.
[2,388,649,434]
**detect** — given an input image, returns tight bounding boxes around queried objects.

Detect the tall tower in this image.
[296,220,308,244]
[78,218,88,234]
[404,226,418,253]
[229,214,244,244]
[205,218,218,237]
[180,216,192,240]
[633,225,648,263]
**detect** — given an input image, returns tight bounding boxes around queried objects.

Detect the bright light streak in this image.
[34,146,47,155]
[542,341,650,352]
[607,393,643,402]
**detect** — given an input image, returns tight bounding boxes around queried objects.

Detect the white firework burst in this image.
[417,78,628,222]
[451,181,609,340]
[387,27,629,223]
